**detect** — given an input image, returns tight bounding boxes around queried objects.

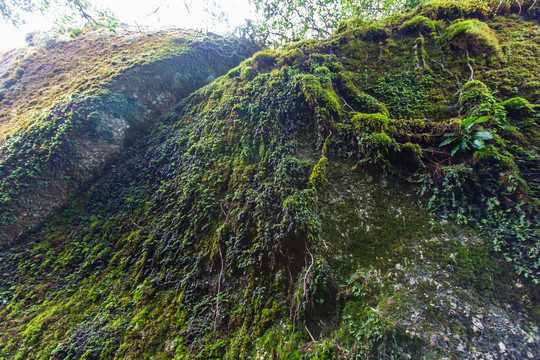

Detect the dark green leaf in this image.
[462,117,475,130]
[439,138,455,147]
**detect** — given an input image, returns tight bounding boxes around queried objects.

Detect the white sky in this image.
[0,0,255,51]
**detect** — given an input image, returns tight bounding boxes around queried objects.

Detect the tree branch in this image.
[70,0,98,26]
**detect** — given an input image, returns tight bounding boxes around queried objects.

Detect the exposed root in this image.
[414,43,421,69]
[339,96,355,112]
[214,203,233,332]
[496,0,504,13]
[414,34,427,70]
[213,242,225,332]
[303,248,315,297]
[529,0,538,13]
[466,50,474,82]
[129,217,144,229]
[467,62,475,82]
[431,59,462,95]
[305,325,317,342]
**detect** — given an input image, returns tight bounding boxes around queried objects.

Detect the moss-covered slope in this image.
[0,1,539,359]
[0,28,257,244]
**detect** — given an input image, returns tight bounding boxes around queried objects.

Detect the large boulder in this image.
[0,1,538,358]
[0,27,257,244]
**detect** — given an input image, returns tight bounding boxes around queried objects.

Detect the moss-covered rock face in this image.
[0,1,539,359]
[0,28,257,244]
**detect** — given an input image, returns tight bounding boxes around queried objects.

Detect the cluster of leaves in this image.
[426,82,539,281]
[371,72,430,119]
[420,163,540,282]
[439,116,493,156]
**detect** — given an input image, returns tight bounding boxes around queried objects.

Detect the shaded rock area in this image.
[0,1,539,359]
[320,160,539,359]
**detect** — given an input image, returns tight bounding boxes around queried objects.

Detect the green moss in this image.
[459,80,494,112]
[351,113,390,132]
[502,97,535,125]
[308,156,329,189]
[338,71,389,115]
[362,25,390,43]
[240,65,257,81]
[280,48,304,66]
[398,15,441,35]
[226,66,242,78]
[402,141,422,156]
[298,74,342,116]
[522,82,540,104]
[373,133,396,151]
[251,49,280,70]
[444,19,503,58]
[416,0,492,21]
[473,144,519,172]
[498,124,527,143]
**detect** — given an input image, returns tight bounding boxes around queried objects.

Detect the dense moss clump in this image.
[398,15,441,35]
[0,1,539,359]
[502,97,536,122]
[351,113,390,132]
[444,19,503,58]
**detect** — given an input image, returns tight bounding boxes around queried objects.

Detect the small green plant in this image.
[439,116,493,156]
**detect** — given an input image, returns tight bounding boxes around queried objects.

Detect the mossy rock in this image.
[338,71,389,115]
[398,15,441,35]
[0,4,539,360]
[0,30,257,245]
[502,97,535,122]
[371,132,395,148]
[459,80,494,110]
[444,19,503,59]
[351,113,391,132]
[416,0,492,21]
[298,73,342,115]
[308,156,328,189]
[251,50,280,70]
[279,48,305,66]
[240,65,258,81]
[362,26,390,42]
[473,144,519,172]
[522,82,540,104]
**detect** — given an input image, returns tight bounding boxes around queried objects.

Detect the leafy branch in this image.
[0,0,118,31]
